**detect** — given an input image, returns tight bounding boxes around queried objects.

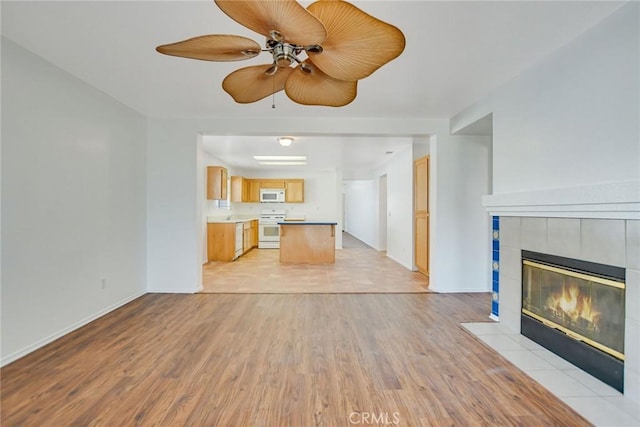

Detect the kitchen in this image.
[200,161,343,266]
[205,171,336,260]
[199,161,429,294]
[197,133,427,292]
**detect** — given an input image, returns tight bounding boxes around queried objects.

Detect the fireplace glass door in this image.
[522,256,625,360]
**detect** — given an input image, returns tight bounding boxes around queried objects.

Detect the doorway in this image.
[414,155,429,276]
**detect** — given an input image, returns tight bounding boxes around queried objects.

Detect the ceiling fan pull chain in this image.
[272,75,276,109]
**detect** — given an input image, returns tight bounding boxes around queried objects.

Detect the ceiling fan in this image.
[156,0,406,107]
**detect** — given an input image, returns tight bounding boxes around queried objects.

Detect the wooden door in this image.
[414,156,429,276]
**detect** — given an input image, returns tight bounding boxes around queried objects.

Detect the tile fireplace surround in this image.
[495,216,640,406]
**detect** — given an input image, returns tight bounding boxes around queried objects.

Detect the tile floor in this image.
[462,321,640,427]
[201,232,431,293]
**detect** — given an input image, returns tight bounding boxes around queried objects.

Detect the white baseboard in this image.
[147,287,201,294]
[1,291,146,367]
[385,253,412,270]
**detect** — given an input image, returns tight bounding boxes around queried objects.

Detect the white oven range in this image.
[258,209,286,249]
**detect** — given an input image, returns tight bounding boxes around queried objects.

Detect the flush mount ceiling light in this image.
[278,136,294,147]
[156,0,405,107]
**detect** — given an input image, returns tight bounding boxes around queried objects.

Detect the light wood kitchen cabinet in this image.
[229,177,304,203]
[246,180,260,202]
[259,179,286,189]
[230,176,247,203]
[207,166,228,200]
[250,219,258,247]
[242,220,258,254]
[285,179,304,203]
[207,223,236,261]
[230,176,260,203]
[208,220,258,261]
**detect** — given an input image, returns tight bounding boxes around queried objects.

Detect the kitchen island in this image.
[278,221,337,264]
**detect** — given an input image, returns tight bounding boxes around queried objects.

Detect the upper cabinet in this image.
[231,176,260,203]
[207,166,228,200]
[247,179,260,202]
[230,176,245,203]
[285,179,304,203]
[259,179,286,189]
[230,177,304,203]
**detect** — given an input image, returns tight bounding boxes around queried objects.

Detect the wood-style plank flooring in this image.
[201,232,430,293]
[1,293,591,426]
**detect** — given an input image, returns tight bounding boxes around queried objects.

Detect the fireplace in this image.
[521,250,626,392]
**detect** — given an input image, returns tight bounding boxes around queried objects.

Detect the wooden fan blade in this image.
[222,64,293,103]
[215,0,327,46]
[285,60,356,107]
[307,0,406,81]
[156,35,261,61]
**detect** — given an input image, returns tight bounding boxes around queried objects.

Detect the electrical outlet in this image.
[101,278,106,289]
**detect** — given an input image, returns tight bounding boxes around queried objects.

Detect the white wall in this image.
[377,174,388,251]
[375,146,415,269]
[343,180,376,247]
[147,115,492,293]
[147,120,202,293]
[1,38,147,364]
[429,134,492,292]
[451,2,639,198]
[147,118,441,293]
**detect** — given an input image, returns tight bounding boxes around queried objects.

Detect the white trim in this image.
[148,287,201,294]
[1,291,147,367]
[483,181,640,219]
[385,253,411,270]
[489,314,500,322]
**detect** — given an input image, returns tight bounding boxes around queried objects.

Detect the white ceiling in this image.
[2,1,624,171]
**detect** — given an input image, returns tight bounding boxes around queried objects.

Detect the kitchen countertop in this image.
[207,216,259,224]
[278,221,338,225]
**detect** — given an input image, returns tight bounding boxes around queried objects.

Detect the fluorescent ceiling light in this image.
[253,155,307,161]
[258,161,307,166]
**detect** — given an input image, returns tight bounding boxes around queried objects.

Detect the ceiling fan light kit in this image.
[156,0,406,107]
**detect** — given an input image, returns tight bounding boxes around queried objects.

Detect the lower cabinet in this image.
[242,220,258,254]
[207,223,236,262]
[208,220,259,262]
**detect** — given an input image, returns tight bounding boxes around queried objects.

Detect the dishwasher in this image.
[234,222,243,259]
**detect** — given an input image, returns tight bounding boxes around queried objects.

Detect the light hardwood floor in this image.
[201,232,430,293]
[1,293,590,426]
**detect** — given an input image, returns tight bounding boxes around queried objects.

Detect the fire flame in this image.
[545,283,601,330]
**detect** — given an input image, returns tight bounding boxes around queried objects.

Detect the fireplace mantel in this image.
[483,180,639,219]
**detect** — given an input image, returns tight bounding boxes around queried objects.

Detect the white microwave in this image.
[260,188,285,203]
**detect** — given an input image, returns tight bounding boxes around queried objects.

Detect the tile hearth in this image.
[463,322,640,427]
